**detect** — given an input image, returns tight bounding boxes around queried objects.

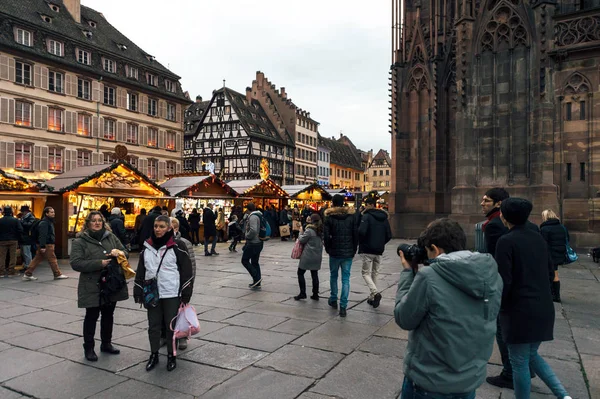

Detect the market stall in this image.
[43,161,174,258]
[0,168,53,218]
[227,178,289,210]
[282,183,332,211]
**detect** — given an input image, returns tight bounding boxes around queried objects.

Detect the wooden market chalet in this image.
[183,87,296,185]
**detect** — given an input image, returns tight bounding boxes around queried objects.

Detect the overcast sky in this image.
[82,0,392,154]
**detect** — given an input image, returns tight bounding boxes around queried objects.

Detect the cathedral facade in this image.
[390,0,600,246]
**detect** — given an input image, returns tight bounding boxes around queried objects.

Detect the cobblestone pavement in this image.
[0,239,597,398]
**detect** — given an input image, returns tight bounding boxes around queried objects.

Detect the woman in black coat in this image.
[188,209,201,246]
[540,209,568,303]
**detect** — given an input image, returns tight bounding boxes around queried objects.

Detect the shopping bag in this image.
[292,220,302,231]
[279,225,290,237]
[291,240,304,259]
[170,303,201,356]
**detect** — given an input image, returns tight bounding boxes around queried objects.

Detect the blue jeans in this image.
[329,257,352,309]
[21,245,32,268]
[507,342,569,399]
[400,377,475,399]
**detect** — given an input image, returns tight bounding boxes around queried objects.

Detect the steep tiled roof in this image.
[318,135,363,171]
[370,149,392,167]
[184,100,210,136]
[0,0,188,102]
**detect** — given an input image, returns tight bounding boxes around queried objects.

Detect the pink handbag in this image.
[170,303,201,355]
[291,239,304,259]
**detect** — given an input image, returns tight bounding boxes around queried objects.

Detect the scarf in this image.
[88,228,106,241]
[150,229,173,250]
[482,208,501,232]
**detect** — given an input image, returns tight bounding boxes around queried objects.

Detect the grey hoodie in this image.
[245,211,262,244]
[394,250,502,394]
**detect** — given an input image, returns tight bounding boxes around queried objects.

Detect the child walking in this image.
[228,215,243,252]
[294,214,323,301]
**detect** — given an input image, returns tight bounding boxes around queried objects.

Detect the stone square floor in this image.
[0,239,598,398]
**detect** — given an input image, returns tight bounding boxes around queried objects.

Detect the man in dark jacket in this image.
[0,206,23,277]
[109,207,129,247]
[23,207,68,281]
[358,197,392,308]
[495,198,571,399]
[203,203,218,256]
[481,187,509,258]
[19,205,36,272]
[279,205,290,241]
[138,206,162,246]
[175,210,191,241]
[324,194,358,317]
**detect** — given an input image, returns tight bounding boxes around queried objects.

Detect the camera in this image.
[397,243,428,265]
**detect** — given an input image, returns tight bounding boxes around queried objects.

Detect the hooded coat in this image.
[70,229,129,308]
[358,208,392,255]
[324,206,358,258]
[298,224,323,271]
[109,214,128,246]
[394,251,502,394]
[203,207,217,237]
[540,218,568,267]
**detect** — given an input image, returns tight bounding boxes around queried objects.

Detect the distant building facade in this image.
[368,149,392,191]
[317,144,331,187]
[319,134,364,191]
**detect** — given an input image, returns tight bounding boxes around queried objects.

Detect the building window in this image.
[15,61,32,85]
[184,158,192,170]
[126,65,138,80]
[77,78,91,100]
[15,28,32,46]
[48,108,62,131]
[104,119,115,140]
[126,124,138,144]
[147,159,157,180]
[104,152,115,164]
[165,79,176,93]
[47,39,63,56]
[379,170,383,176]
[386,170,390,176]
[15,143,32,171]
[148,98,157,116]
[126,156,138,169]
[103,86,116,106]
[77,150,91,166]
[566,103,572,121]
[48,71,63,93]
[147,128,158,147]
[77,49,91,65]
[48,147,63,173]
[566,163,572,182]
[373,170,377,176]
[166,103,176,121]
[127,92,138,111]
[146,73,157,86]
[580,162,586,181]
[15,101,32,126]
[166,161,176,175]
[103,58,116,73]
[166,131,176,151]
[580,101,586,120]
[77,114,91,136]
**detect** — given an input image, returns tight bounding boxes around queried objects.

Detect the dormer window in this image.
[103,58,116,73]
[82,30,93,39]
[117,43,127,51]
[126,65,138,80]
[165,79,176,93]
[145,54,155,62]
[41,15,53,23]
[15,28,32,47]
[146,73,157,86]
[87,20,97,28]
[77,48,91,65]
[47,39,63,56]
[48,3,60,12]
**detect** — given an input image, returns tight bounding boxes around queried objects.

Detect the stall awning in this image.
[226,179,288,198]
[282,183,332,201]
[161,175,239,198]
[0,168,35,192]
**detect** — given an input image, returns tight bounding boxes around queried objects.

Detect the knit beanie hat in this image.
[332,194,344,207]
[500,198,532,226]
[310,213,321,223]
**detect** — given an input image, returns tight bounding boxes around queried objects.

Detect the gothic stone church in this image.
[389,0,600,246]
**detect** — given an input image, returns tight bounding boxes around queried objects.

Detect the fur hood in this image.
[324,206,356,217]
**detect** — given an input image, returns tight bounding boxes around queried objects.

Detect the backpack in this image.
[28,219,42,242]
[256,213,271,241]
[98,259,126,306]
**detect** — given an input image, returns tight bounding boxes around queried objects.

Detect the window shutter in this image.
[92,116,99,137]
[65,111,73,133]
[140,95,147,114]
[34,104,42,128]
[8,58,15,82]
[176,162,182,174]
[70,149,77,171]
[158,160,166,181]
[99,117,104,138]
[0,142,6,168]
[42,106,48,130]
[117,89,123,108]
[117,121,125,142]
[0,98,8,123]
[139,158,148,175]
[7,99,14,124]
[158,130,165,148]
[176,104,182,123]
[41,67,48,90]
[176,132,182,152]
[6,142,15,168]
[140,126,148,147]
[0,55,8,80]
[34,65,41,88]
[92,151,100,165]
[159,100,166,119]
[92,81,100,102]
[70,74,77,96]
[65,74,72,96]
[64,149,72,171]
[41,146,49,171]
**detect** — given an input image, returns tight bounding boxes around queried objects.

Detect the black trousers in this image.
[297,268,319,296]
[147,297,180,355]
[242,242,263,283]
[190,228,200,245]
[83,302,117,347]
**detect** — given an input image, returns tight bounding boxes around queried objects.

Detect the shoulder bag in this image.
[143,249,168,309]
[561,225,578,264]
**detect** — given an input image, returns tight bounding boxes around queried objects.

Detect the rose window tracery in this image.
[408,66,430,92]
[563,73,591,95]
[554,16,600,47]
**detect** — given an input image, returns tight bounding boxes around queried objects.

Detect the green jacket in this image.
[70,230,129,308]
[394,250,502,394]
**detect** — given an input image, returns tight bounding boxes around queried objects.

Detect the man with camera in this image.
[395,218,502,399]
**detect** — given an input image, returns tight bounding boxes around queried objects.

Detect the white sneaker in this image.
[54,275,69,280]
[22,275,38,281]
[564,396,572,399]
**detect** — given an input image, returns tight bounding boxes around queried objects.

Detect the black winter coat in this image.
[0,214,23,242]
[188,213,201,229]
[540,218,568,267]
[19,212,36,245]
[138,210,161,245]
[203,208,217,237]
[279,209,290,225]
[109,215,129,246]
[38,217,55,247]
[495,225,555,344]
[176,215,191,240]
[483,210,508,258]
[324,206,358,258]
[358,209,392,255]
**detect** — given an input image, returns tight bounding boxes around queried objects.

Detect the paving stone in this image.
[0,387,26,399]
[211,286,255,298]
[203,325,297,352]
[4,359,126,399]
[244,302,334,322]
[201,367,314,399]
[198,307,242,322]
[10,309,82,329]
[47,300,83,316]
[358,336,407,358]
[538,338,579,362]
[224,312,288,329]
[180,341,267,370]
[580,354,600,399]
[269,319,321,336]
[0,347,63,383]
[297,393,340,399]
[8,293,70,308]
[0,304,42,319]
[239,291,293,303]
[41,337,149,372]
[334,308,393,326]
[0,341,12,352]
[189,293,258,310]
[113,308,149,326]
[88,379,193,399]
[294,320,379,354]
[113,330,177,354]
[256,344,344,378]
[0,321,43,340]
[0,288,35,302]
[566,311,600,329]
[311,351,403,399]
[281,297,360,311]
[120,357,235,397]
[349,299,396,316]
[529,357,590,398]
[572,327,600,356]
[4,329,75,350]
[553,318,574,341]
[559,268,597,280]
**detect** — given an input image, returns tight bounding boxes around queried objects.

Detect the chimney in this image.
[246,87,253,103]
[280,87,287,99]
[195,95,203,103]
[63,0,81,23]
[256,71,264,88]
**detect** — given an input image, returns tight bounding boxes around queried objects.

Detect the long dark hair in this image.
[310,220,324,237]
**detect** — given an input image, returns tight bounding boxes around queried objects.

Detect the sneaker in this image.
[54,275,69,280]
[22,274,38,281]
[486,374,514,390]
[372,293,382,308]
[564,396,573,399]
[249,278,262,288]
[367,298,374,306]
[339,307,347,317]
